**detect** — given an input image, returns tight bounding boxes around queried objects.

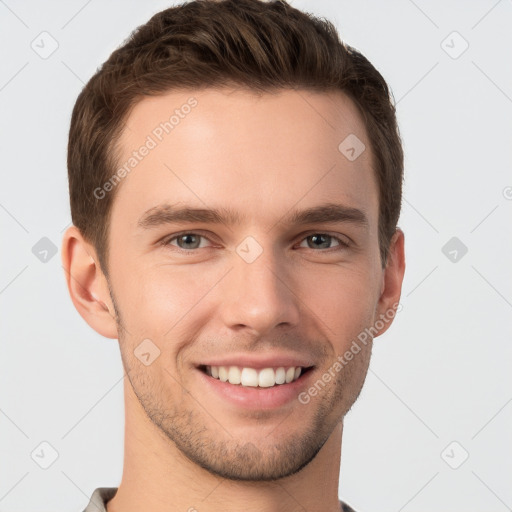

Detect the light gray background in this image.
[1,1,511,511]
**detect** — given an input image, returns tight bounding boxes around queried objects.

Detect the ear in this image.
[374,228,406,337]
[61,226,118,339]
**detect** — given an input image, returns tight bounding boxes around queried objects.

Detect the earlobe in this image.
[61,226,119,339]
[374,228,406,337]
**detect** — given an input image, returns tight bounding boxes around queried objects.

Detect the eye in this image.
[162,232,213,251]
[160,231,350,254]
[298,233,350,251]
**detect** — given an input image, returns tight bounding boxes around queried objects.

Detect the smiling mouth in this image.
[198,364,314,388]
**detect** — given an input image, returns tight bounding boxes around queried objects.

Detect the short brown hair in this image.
[67,0,403,277]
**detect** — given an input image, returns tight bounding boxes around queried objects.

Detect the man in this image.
[61,0,405,510]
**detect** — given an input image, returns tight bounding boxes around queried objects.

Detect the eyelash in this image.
[160,231,351,254]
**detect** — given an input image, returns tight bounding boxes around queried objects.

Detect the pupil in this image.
[180,234,198,249]
[310,234,330,249]
[177,234,331,250]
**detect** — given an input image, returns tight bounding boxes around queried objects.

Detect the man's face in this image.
[105,87,391,480]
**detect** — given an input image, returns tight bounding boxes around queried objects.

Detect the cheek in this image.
[299,265,380,335]
[112,250,381,345]
[113,262,225,337]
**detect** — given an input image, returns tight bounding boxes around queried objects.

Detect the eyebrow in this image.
[137,202,369,231]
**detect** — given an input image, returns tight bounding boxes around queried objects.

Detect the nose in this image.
[218,241,301,337]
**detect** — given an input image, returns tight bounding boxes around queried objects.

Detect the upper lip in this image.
[196,353,316,370]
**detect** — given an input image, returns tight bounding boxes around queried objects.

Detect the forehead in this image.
[111,87,378,230]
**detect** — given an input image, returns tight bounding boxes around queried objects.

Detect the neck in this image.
[107,383,343,512]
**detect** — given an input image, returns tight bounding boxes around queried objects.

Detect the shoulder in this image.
[340,500,359,512]
[82,487,117,512]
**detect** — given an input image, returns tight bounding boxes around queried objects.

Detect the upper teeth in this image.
[206,366,303,387]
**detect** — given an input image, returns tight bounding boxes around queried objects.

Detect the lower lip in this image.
[196,367,315,410]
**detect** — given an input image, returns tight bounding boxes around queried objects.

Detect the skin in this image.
[62,87,405,512]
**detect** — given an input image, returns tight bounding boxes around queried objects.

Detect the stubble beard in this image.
[109,284,372,482]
